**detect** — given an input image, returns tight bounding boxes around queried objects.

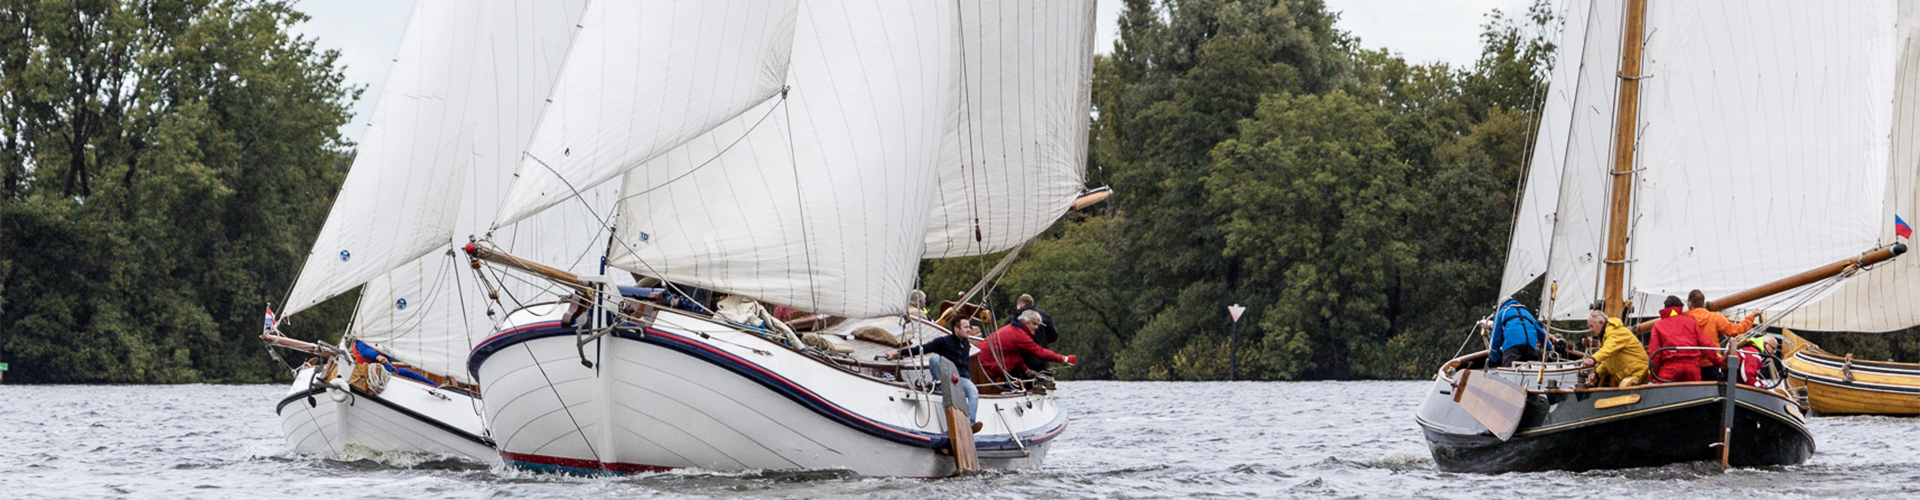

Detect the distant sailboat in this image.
[1418,0,1908,472]
[459,0,1098,476]
[263,0,620,462]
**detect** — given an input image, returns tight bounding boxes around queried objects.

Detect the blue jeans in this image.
[927,356,978,421]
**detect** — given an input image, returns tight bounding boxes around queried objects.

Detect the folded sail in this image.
[347,0,606,380]
[920,0,1097,259]
[607,1,957,318]
[1625,0,1895,311]
[282,4,483,317]
[491,0,801,228]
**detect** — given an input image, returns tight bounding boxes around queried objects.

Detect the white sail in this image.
[1533,0,1626,321]
[607,1,957,319]
[491,0,801,228]
[920,0,1097,259]
[282,4,481,317]
[1515,0,1901,321]
[1499,0,1605,307]
[1779,1,1920,333]
[345,0,600,380]
[1625,0,1895,310]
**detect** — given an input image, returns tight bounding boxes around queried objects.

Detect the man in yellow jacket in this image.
[1581,310,1649,387]
[1684,289,1757,381]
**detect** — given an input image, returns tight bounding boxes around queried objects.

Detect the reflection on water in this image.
[0,381,1911,499]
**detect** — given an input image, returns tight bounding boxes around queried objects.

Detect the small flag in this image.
[264,305,277,328]
[1898,215,1912,239]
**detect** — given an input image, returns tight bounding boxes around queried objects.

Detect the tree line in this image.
[3,0,1902,384]
[925,0,1563,381]
[0,0,356,383]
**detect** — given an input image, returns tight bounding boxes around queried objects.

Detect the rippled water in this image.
[2,381,1914,499]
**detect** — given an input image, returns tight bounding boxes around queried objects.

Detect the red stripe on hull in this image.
[499,450,675,474]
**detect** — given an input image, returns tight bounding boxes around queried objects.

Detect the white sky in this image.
[296,0,1535,143]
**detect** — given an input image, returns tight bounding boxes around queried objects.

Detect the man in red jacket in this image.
[1648,296,1709,383]
[979,310,1076,381]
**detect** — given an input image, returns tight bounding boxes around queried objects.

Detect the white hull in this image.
[275,365,497,463]
[470,303,1065,476]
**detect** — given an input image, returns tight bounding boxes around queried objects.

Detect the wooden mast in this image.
[1601,0,1649,318]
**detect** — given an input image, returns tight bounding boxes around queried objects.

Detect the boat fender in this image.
[327,377,350,402]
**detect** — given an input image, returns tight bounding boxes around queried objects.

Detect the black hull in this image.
[1416,375,1812,473]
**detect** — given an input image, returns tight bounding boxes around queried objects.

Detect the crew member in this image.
[1581,310,1649,387]
[1486,298,1550,367]
[1005,294,1059,371]
[1648,296,1710,383]
[885,318,981,431]
[979,310,1075,382]
[1734,336,1775,386]
[1683,289,1756,381]
[353,340,437,386]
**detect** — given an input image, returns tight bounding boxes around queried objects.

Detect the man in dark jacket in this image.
[1006,294,1059,371]
[887,318,981,424]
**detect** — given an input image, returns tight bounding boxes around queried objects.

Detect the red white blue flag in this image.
[264,305,277,328]
[1898,215,1912,240]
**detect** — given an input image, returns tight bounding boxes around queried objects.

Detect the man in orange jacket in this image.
[1683,289,1756,382]
[1649,296,1710,383]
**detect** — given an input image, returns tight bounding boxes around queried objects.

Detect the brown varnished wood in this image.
[1601,0,1648,318]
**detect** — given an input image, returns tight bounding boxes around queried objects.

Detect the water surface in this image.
[1,381,1912,498]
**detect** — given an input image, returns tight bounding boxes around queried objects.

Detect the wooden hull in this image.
[1784,346,1920,415]
[1417,354,1813,473]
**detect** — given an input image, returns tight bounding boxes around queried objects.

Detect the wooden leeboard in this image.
[1458,371,1528,441]
[934,357,981,475]
[946,406,980,473]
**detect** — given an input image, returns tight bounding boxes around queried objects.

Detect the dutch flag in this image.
[264,305,277,329]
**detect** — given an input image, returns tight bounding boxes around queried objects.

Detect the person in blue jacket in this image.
[1487,298,1552,367]
[353,340,438,386]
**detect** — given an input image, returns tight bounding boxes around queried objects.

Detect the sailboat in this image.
[263,0,621,462]
[1417,0,1911,472]
[457,0,1098,476]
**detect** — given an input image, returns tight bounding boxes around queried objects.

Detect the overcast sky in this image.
[293,0,1537,143]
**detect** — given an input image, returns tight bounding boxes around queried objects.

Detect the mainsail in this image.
[596,1,1098,318]
[921,1,1098,259]
[1505,0,1897,321]
[284,0,615,380]
[490,0,801,228]
[1779,1,1920,332]
[282,3,485,318]
[605,1,957,319]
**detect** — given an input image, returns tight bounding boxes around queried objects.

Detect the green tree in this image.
[0,0,353,383]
